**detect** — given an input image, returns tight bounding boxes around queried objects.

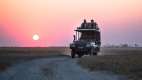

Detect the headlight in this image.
[91,42,97,47]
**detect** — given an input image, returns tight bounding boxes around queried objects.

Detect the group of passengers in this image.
[81,19,99,30]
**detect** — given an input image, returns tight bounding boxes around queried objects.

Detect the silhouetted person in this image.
[81,19,87,28]
[73,35,76,41]
[91,19,99,30]
[90,19,95,28]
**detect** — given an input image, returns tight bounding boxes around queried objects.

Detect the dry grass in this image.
[0,47,67,71]
[78,48,142,80]
[1,47,142,80]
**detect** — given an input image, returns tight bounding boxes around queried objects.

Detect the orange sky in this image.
[0,0,142,46]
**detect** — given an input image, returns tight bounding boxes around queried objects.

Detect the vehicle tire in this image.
[71,50,75,58]
[78,54,83,58]
[93,52,97,55]
[90,48,94,55]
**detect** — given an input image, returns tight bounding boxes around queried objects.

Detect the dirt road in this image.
[0,56,127,80]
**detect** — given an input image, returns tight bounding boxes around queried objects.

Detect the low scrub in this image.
[78,55,142,80]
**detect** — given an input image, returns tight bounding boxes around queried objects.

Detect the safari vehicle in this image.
[70,19,101,58]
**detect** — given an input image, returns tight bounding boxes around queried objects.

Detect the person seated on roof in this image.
[91,19,100,30]
[81,19,87,29]
[91,19,97,29]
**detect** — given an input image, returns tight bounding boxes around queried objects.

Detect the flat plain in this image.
[0,47,142,80]
[0,47,67,71]
[79,47,142,80]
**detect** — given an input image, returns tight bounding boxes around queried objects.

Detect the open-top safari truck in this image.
[70,19,101,58]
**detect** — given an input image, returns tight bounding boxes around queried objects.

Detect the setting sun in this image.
[33,34,40,41]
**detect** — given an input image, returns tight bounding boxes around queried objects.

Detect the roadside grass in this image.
[1,47,142,80]
[0,47,67,71]
[78,48,142,80]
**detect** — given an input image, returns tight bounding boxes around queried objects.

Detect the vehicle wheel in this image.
[71,50,75,58]
[93,52,97,55]
[78,54,83,58]
[90,48,94,55]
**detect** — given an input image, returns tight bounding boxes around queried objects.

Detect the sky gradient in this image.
[0,0,142,47]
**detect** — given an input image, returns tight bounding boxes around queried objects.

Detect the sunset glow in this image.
[0,0,142,47]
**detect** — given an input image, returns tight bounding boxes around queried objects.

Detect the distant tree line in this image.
[103,43,140,48]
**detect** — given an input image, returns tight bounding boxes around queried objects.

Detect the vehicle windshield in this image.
[79,31,99,42]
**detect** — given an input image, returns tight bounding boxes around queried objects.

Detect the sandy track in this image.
[0,56,127,80]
